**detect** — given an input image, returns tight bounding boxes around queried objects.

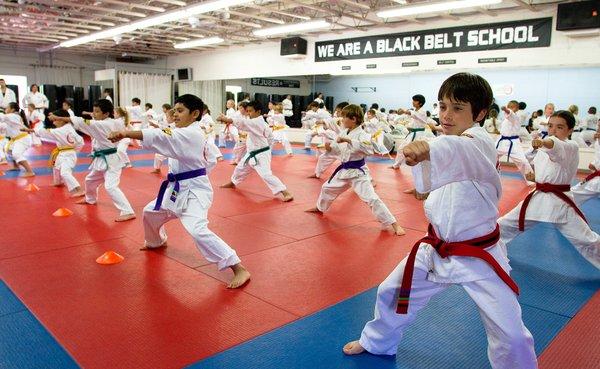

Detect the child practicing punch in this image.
[343,73,538,369]
[0,102,35,177]
[305,104,405,236]
[498,111,600,269]
[217,101,294,202]
[108,94,250,288]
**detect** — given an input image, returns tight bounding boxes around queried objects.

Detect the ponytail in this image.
[116,107,131,127]
[8,102,28,127]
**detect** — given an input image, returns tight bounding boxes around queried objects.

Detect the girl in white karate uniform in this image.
[533,103,554,139]
[572,135,600,206]
[199,107,223,161]
[230,102,248,165]
[391,95,433,169]
[108,94,250,289]
[218,100,239,148]
[218,101,293,202]
[569,105,588,148]
[25,103,44,146]
[150,105,174,174]
[266,103,292,155]
[310,102,349,179]
[344,73,537,369]
[114,107,132,168]
[495,102,534,183]
[581,107,599,146]
[303,102,321,149]
[32,109,84,196]
[499,110,600,269]
[306,104,405,236]
[0,102,35,177]
[59,99,135,222]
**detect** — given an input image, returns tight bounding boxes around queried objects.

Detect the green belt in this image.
[406,128,425,142]
[244,146,270,166]
[90,147,118,167]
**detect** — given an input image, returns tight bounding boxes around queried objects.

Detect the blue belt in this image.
[153,168,206,210]
[496,135,519,163]
[540,131,548,139]
[328,158,366,183]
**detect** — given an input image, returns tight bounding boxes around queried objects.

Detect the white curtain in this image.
[118,72,172,109]
[177,80,224,116]
[33,66,90,86]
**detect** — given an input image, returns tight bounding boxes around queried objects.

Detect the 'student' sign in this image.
[315,17,552,62]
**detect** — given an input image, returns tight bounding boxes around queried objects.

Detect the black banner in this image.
[250,78,300,88]
[315,17,552,62]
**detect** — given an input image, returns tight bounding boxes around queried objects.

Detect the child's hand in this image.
[324,142,331,152]
[531,138,543,149]
[403,141,430,166]
[594,132,600,139]
[501,106,510,115]
[525,172,535,182]
[108,131,127,142]
[336,137,348,144]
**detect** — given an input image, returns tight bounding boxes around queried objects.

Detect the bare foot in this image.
[307,174,319,179]
[371,180,377,188]
[287,153,293,156]
[403,188,416,194]
[115,213,136,222]
[150,169,161,174]
[392,223,406,236]
[20,172,35,178]
[227,264,251,289]
[52,182,64,187]
[280,190,294,202]
[69,190,85,198]
[230,162,238,166]
[139,242,167,251]
[389,165,399,170]
[589,163,597,172]
[220,181,236,188]
[76,198,95,205]
[125,163,132,168]
[305,207,322,213]
[0,160,7,165]
[217,157,224,162]
[343,341,366,355]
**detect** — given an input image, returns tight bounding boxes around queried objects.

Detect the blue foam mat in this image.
[189,199,600,369]
[0,281,79,369]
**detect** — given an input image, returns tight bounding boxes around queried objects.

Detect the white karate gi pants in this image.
[273,129,293,155]
[315,152,338,178]
[218,125,239,147]
[153,154,166,170]
[499,205,600,269]
[84,158,134,216]
[571,179,600,206]
[7,136,32,163]
[232,141,246,164]
[142,198,241,270]
[495,138,533,180]
[53,152,80,191]
[359,247,537,369]
[231,151,286,195]
[317,173,396,226]
[117,138,130,165]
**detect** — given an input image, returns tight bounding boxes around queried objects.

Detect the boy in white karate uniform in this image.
[114,107,132,168]
[108,94,250,289]
[218,99,239,148]
[0,102,35,176]
[391,94,431,169]
[62,100,75,118]
[266,103,293,156]
[309,102,349,179]
[533,103,554,139]
[571,134,600,206]
[57,99,136,222]
[499,111,600,269]
[344,73,537,369]
[25,103,45,146]
[495,101,534,183]
[306,104,405,236]
[218,101,293,202]
[30,109,84,196]
[581,107,598,146]
[303,102,321,149]
[230,102,248,165]
[127,98,144,146]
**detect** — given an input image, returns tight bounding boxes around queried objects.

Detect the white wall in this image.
[315,67,600,114]
[167,7,600,80]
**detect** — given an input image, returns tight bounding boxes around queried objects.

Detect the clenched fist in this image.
[108,131,127,143]
[531,138,543,149]
[402,141,430,166]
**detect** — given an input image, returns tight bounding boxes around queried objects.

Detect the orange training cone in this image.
[24,183,40,192]
[96,251,124,265]
[0,170,5,176]
[52,208,73,217]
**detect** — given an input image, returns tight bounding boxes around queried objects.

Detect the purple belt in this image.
[154,168,206,210]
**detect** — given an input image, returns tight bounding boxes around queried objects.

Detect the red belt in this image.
[518,182,587,231]
[583,170,600,183]
[397,224,518,314]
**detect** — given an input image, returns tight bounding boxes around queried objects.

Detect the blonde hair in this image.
[274,103,283,113]
[568,104,579,115]
[115,107,130,126]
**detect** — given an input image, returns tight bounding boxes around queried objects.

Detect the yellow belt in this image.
[49,146,75,167]
[372,129,384,140]
[5,132,29,153]
[272,126,285,131]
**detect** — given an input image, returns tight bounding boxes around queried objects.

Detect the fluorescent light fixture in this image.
[60,0,255,48]
[377,0,502,18]
[174,37,224,48]
[253,20,330,37]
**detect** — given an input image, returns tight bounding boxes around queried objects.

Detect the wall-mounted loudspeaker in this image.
[557,0,599,31]
[280,37,307,57]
